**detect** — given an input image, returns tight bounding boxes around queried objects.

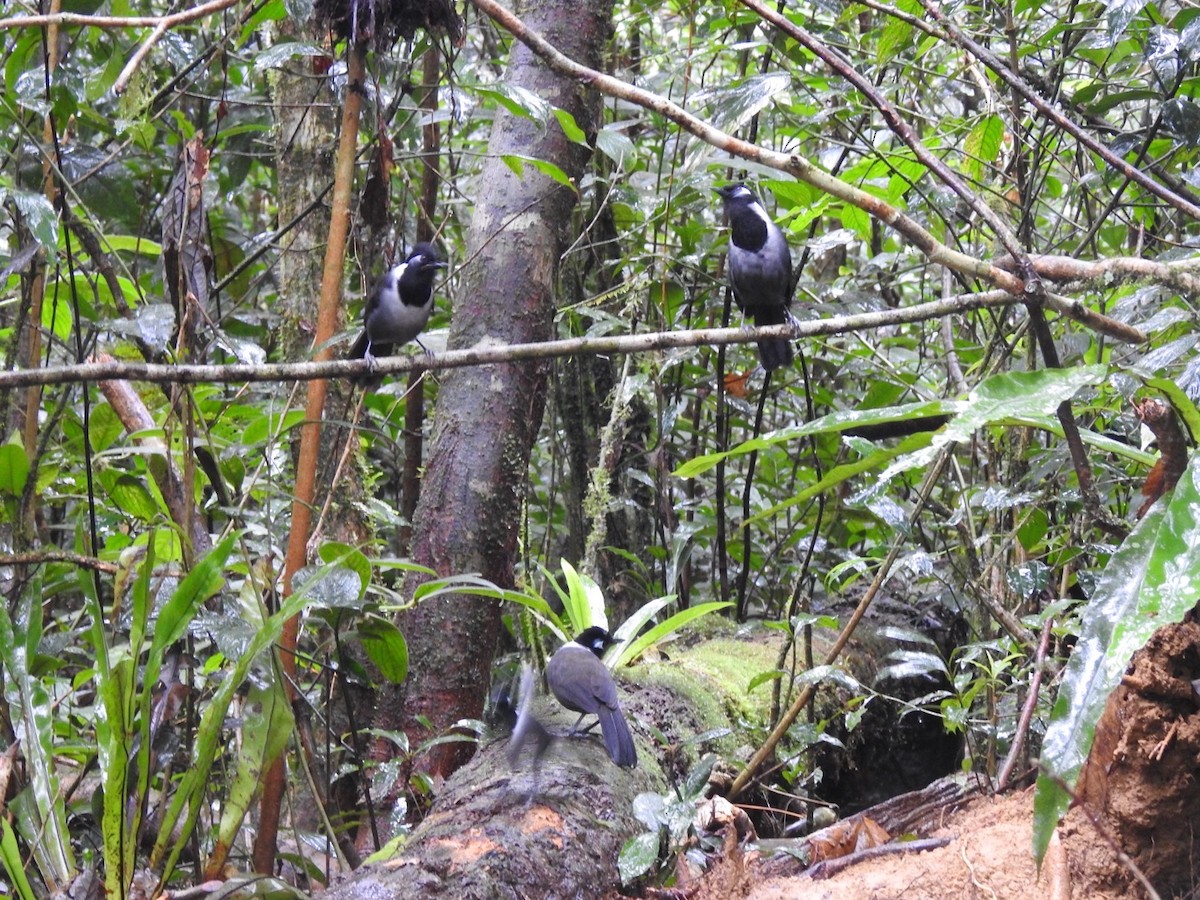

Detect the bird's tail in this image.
[598,705,637,768]
[752,307,795,371]
[347,331,370,360]
[508,665,553,770]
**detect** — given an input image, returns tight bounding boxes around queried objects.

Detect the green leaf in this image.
[150,582,311,881]
[0,817,38,900]
[559,559,606,634]
[241,0,288,41]
[11,190,57,255]
[616,602,732,668]
[318,541,373,603]
[697,73,791,133]
[596,128,635,166]
[1107,0,1151,40]
[618,830,661,885]
[253,41,329,70]
[241,409,305,446]
[681,754,718,799]
[98,471,159,521]
[748,669,785,692]
[359,616,409,684]
[294,564,364,609]
[963,114,1004,182]
[674,399,955,478]
[840,201,871,240]
[745,431,933,528]
[610,595,675,650]
[0,434,29,496]
[41,288,74,341]
[1033,453,1200,863]
[151,533,237,656]
[101,234,162,256]
[1144,378,1200,442]
[477,84,552,122]
[214,679,295,853]
[879,365,1108,483]
[500,154,577,191]
[0,569,74,884]
[553,108,588,144]
[876,0,921,64]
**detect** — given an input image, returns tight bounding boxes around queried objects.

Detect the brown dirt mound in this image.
[748,618,1200,898]
[748,788,1133,899]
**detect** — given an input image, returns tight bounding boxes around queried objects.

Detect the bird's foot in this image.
[416,338,433,359]
[363,347,379,373]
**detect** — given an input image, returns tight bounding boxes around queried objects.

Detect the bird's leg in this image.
[564,713,601,738]
[416,337,433,357]
[564,712,604,738]
[363,340,379,372]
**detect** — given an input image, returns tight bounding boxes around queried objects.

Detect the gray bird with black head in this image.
[546,626,637,768]
[715,184,795,371]
[347,242,447,385]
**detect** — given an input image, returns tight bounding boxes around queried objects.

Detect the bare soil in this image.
[748,788,1132,899]
[742,618,1200,899]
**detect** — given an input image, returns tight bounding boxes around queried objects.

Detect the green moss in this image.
[624,624,786,760]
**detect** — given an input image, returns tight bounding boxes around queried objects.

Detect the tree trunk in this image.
[330,697,661,900]
[367,0,615,830]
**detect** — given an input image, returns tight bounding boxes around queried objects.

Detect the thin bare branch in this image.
[3,291,1145,390]
[0,0,239,31]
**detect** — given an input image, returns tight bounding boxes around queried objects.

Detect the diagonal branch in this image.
[918,0,1200,222]
[469,0,1025,295]
[740,0,1033,272]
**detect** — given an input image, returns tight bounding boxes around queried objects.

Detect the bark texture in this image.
[371,0,615,811]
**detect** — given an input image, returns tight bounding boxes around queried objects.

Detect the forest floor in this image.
[745,787,1133,899]
[321,620,1200,899]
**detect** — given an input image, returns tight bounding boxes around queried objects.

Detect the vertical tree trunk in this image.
[369,0,614,823]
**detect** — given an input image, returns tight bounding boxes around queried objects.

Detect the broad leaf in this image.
[1034,451,1200,862]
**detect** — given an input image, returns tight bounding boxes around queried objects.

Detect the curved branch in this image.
[0,550,118,575]
[999,254,1200,295]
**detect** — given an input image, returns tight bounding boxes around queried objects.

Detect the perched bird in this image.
[715,184,795,371]
[546,626,637,768]
[347,242,447,385]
